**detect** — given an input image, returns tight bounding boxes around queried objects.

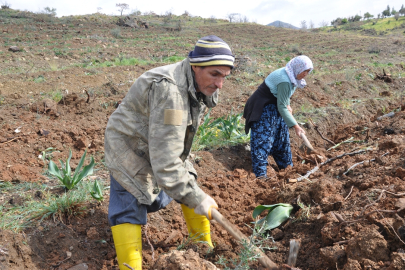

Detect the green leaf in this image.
[48,161,63,181]
[66,149,72,177]
[73,156,95,186]
[72,149,87,180]
[263,204,293,231]
[90,180,104,201]
[252,203,292,219]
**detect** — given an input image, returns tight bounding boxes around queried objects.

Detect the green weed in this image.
[90,179,104,201]
[111,28,122,38]
[48,149,95,190]
[34,75,46,83]
[192,109,250,151]
[216,222,276,270]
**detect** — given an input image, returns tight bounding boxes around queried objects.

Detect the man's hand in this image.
[194,195,218,220]
[287,105,293,114]
[293,124,305,137]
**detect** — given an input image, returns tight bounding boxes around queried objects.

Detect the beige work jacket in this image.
[104,58,217,208]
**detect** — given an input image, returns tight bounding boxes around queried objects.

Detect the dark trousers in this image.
[250,104,293,177]
[108,175,173,226]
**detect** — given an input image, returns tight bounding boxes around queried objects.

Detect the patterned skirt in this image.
[250,104,293,177]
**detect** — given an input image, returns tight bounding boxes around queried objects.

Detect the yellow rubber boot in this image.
[111,223,142,270]
[181,204,214,248]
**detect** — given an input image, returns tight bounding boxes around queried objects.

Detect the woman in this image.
[243,55,313,178]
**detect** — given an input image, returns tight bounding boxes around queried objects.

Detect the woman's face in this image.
[296,69,310,80]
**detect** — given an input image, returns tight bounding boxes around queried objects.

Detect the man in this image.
[104,35,234,270]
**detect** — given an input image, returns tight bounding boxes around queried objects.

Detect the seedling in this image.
[252,203,293,231]
[90,179,104,201]
[48,149,95,190]
[38,147,58,165]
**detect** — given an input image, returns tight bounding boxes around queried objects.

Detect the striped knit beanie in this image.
[188,35,234,68]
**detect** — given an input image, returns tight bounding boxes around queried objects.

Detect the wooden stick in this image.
[211,209,279,270]
[293,149,370,182]
[309,118,335,146]
[344,186,354,201]
[343,152,389,175]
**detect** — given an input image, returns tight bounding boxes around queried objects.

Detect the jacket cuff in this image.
[181,183,207,209]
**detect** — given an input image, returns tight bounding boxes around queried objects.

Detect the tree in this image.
[363,12,374,20]
[309,20,314,29]
[300,20,307,30]
[227,13,239,23]
[1,1,10,9]
[391,7,397,15]
[116,3,129,16]
[400,4,405,16]
[43,7,57,16]
[382,5,391,17]
[318,20,328,27]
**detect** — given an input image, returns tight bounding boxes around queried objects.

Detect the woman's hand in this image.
[287,105,293,114]
[293,124,305,137]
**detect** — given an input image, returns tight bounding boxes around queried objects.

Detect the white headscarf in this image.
[285,55,313,89]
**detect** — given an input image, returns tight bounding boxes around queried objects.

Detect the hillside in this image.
[322,15,405,36]
[267,20,299,29]
[1,7,405,270]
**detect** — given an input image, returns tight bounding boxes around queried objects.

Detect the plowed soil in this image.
[1,12,405,270]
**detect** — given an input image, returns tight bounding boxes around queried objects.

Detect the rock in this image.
[153,249,219,270]
[387,252,405,270]
[67,263,88,270]
[319,245,346,268]
[271,228,284,241]
[346,225,390,262]
[86,227,99,239]
[379,138,403,150]
[395,167,405,179]
[8,46,21,52]
[395,198,405,209]
[343,258,361,270]
[74,137,90,149]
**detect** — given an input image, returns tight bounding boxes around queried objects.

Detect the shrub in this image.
[111,27,121,38]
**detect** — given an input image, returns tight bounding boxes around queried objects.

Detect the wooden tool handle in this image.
[211,208,279,269]
[300,133,314,151]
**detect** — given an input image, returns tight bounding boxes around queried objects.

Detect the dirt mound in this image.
[346,224,390,262]
[152,249,218,270]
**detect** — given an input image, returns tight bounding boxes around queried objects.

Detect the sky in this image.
[5,0,405,28]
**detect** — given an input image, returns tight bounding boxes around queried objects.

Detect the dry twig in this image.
[144,224,155,261]
[295,149,370,182]
[309,118,335,145]
[343,152,389,175]
[123,263,135,270]
[344,186,354,201]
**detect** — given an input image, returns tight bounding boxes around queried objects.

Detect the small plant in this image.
[294,196,311,222]
[216,222,276,270]
[252,203,293,231]
[28,184,90,223]
[34,75,46,83]
[38,147,58,165]
[48,149,95,190]
[111,27,122,38]
[90,180,104,201]
[192,109,250,151]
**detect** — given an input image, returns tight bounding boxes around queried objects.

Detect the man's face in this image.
[192,65,232,97]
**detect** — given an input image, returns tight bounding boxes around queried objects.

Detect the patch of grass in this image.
[111,27,121,38]
[33,75,46,83]
[28,186,89,223]
[0,181,94,232]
